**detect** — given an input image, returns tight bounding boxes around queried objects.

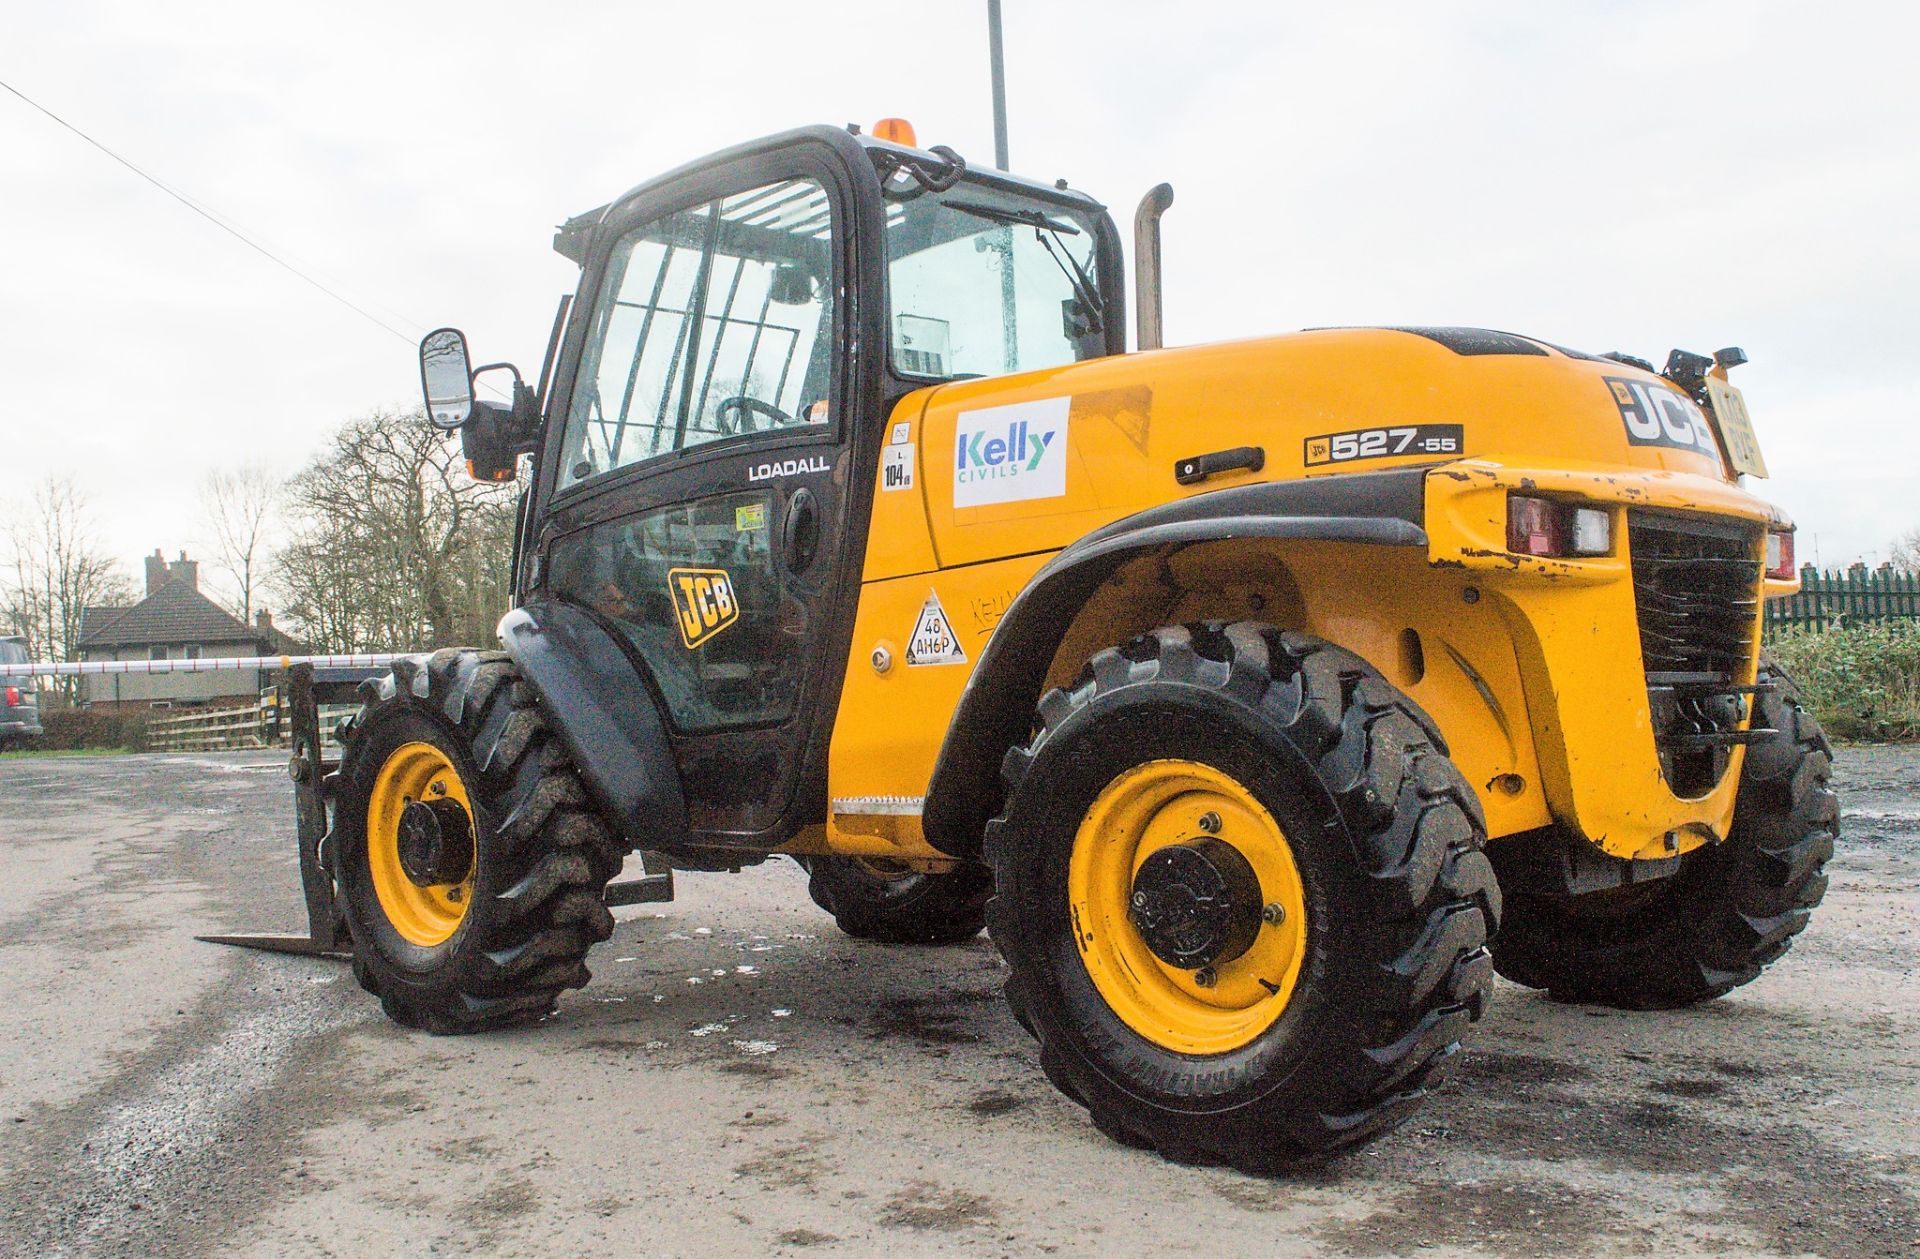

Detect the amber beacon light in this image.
[871,117,918,146]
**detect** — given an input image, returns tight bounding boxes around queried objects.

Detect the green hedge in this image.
[1769,622,1920,742]
[29,708,151,753]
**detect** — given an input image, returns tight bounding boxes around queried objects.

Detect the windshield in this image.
[883,178,1105,381]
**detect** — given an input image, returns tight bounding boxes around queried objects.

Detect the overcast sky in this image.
[2,0,1915,602]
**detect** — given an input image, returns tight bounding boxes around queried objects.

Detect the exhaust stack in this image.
[1133,183,1174,351]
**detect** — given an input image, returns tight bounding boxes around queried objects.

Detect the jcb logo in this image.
[1604,376,1719,459]
[668,567,739,649]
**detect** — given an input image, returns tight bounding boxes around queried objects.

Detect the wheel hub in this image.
[397,797,474,887]
[1128,836,1264,970]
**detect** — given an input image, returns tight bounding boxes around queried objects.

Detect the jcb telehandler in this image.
[253,121,1838,1170]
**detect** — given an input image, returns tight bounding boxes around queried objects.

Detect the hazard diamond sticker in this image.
[906,591,967,666]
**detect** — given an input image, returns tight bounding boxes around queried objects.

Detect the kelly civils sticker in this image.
[953,397,1069,508]
[1604,376,1719,459]
[1304,424,1463,467]
[668,567,739,649]
[906,591,967,665]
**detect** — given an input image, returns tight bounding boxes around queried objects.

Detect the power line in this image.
[1,76,420,346]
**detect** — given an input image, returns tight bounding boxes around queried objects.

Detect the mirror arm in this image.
[471,361,525,386]
[509,379,542,455]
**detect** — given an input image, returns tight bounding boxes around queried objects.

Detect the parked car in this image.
[0,637,42,751]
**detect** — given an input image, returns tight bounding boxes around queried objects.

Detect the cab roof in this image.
[554,124,1103,263]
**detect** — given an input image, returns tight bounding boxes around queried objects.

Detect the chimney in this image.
[255,608,274,630]
[168,550,199,590]
[144,549,168,596]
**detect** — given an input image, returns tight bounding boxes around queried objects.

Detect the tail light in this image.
[1507,495,1612,558]
[1765,529,1796,579]
[5,686,18,706]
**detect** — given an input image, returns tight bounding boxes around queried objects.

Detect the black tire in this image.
[1490,658,1837,1008]
[803,856,990,944]
[986,623,1501,1170]
[334,650,628,1033]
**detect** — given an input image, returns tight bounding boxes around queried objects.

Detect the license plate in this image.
[1705,378,1769,478]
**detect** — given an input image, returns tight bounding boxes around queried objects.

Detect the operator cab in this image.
[414,123,1126,855]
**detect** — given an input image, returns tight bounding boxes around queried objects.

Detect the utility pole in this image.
[987,0,1010,169]
[987,0,1016,368]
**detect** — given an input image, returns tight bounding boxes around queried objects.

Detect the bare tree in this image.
[269,409,518,653]
[1893,528,1920,575]
[1,478,136,697]
[199,463,280,622]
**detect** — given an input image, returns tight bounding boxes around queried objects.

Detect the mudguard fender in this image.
[920,468,1430,857]
[498,600,689,847]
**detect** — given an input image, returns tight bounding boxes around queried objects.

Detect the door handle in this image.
[782,487,820,573]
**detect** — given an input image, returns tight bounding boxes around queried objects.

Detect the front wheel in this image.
[333,650,629,1033]
[987,623,1500,1170]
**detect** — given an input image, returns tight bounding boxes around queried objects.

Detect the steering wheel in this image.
[716,395,795,436]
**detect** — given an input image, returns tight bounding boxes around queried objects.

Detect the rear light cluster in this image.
[1506,495,1612,558]
[1765,529,1796,580]
[4,686,18,706]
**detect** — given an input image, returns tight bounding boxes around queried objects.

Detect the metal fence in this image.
[1766,565,1920,633]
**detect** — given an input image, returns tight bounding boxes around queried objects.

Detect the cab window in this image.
[559,178,836,488]
[884,182,1105,381]
[545,491,794,734]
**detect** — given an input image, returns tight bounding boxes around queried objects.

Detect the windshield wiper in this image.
[943,199,1105,333]
[942,199,1082,235]
[1035,232,1104,333]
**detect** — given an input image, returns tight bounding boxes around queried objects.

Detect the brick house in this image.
[76,550,302,710]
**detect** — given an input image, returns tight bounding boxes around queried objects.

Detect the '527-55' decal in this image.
[1305,424,1463,467]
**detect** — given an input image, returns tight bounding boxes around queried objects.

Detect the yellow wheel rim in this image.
[1068,759,1309,1056]
[366,741,476,947]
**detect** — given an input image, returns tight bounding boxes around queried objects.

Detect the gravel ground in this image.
[0,746,1915,1258]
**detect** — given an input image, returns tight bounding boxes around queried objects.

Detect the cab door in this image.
[531,141,881,846]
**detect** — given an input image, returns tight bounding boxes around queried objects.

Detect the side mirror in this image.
[420,327,474,429]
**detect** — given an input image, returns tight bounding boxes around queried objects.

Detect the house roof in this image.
[78,579,271,649]
[79,604,132,642]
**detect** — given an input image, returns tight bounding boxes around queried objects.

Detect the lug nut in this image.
[447,886,464,903]
[1193,966,1217,989]
[1197,812,1221,834]
[1262,903,1286,926]
[1132,891,1148,908]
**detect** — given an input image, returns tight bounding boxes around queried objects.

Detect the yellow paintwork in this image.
[1069,759,1307,1055]
[367,741,474,946]
[824,327,1794,863]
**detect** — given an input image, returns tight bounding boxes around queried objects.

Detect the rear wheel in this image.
[1491,659,1836,1008]
[987,623,1500,1169]
[334,650,628,1033]
[804,856,990,944]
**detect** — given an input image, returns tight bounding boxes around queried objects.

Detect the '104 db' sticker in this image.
[882,443,915,491]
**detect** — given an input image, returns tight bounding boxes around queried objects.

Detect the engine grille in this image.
[1627,511,1764,796]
